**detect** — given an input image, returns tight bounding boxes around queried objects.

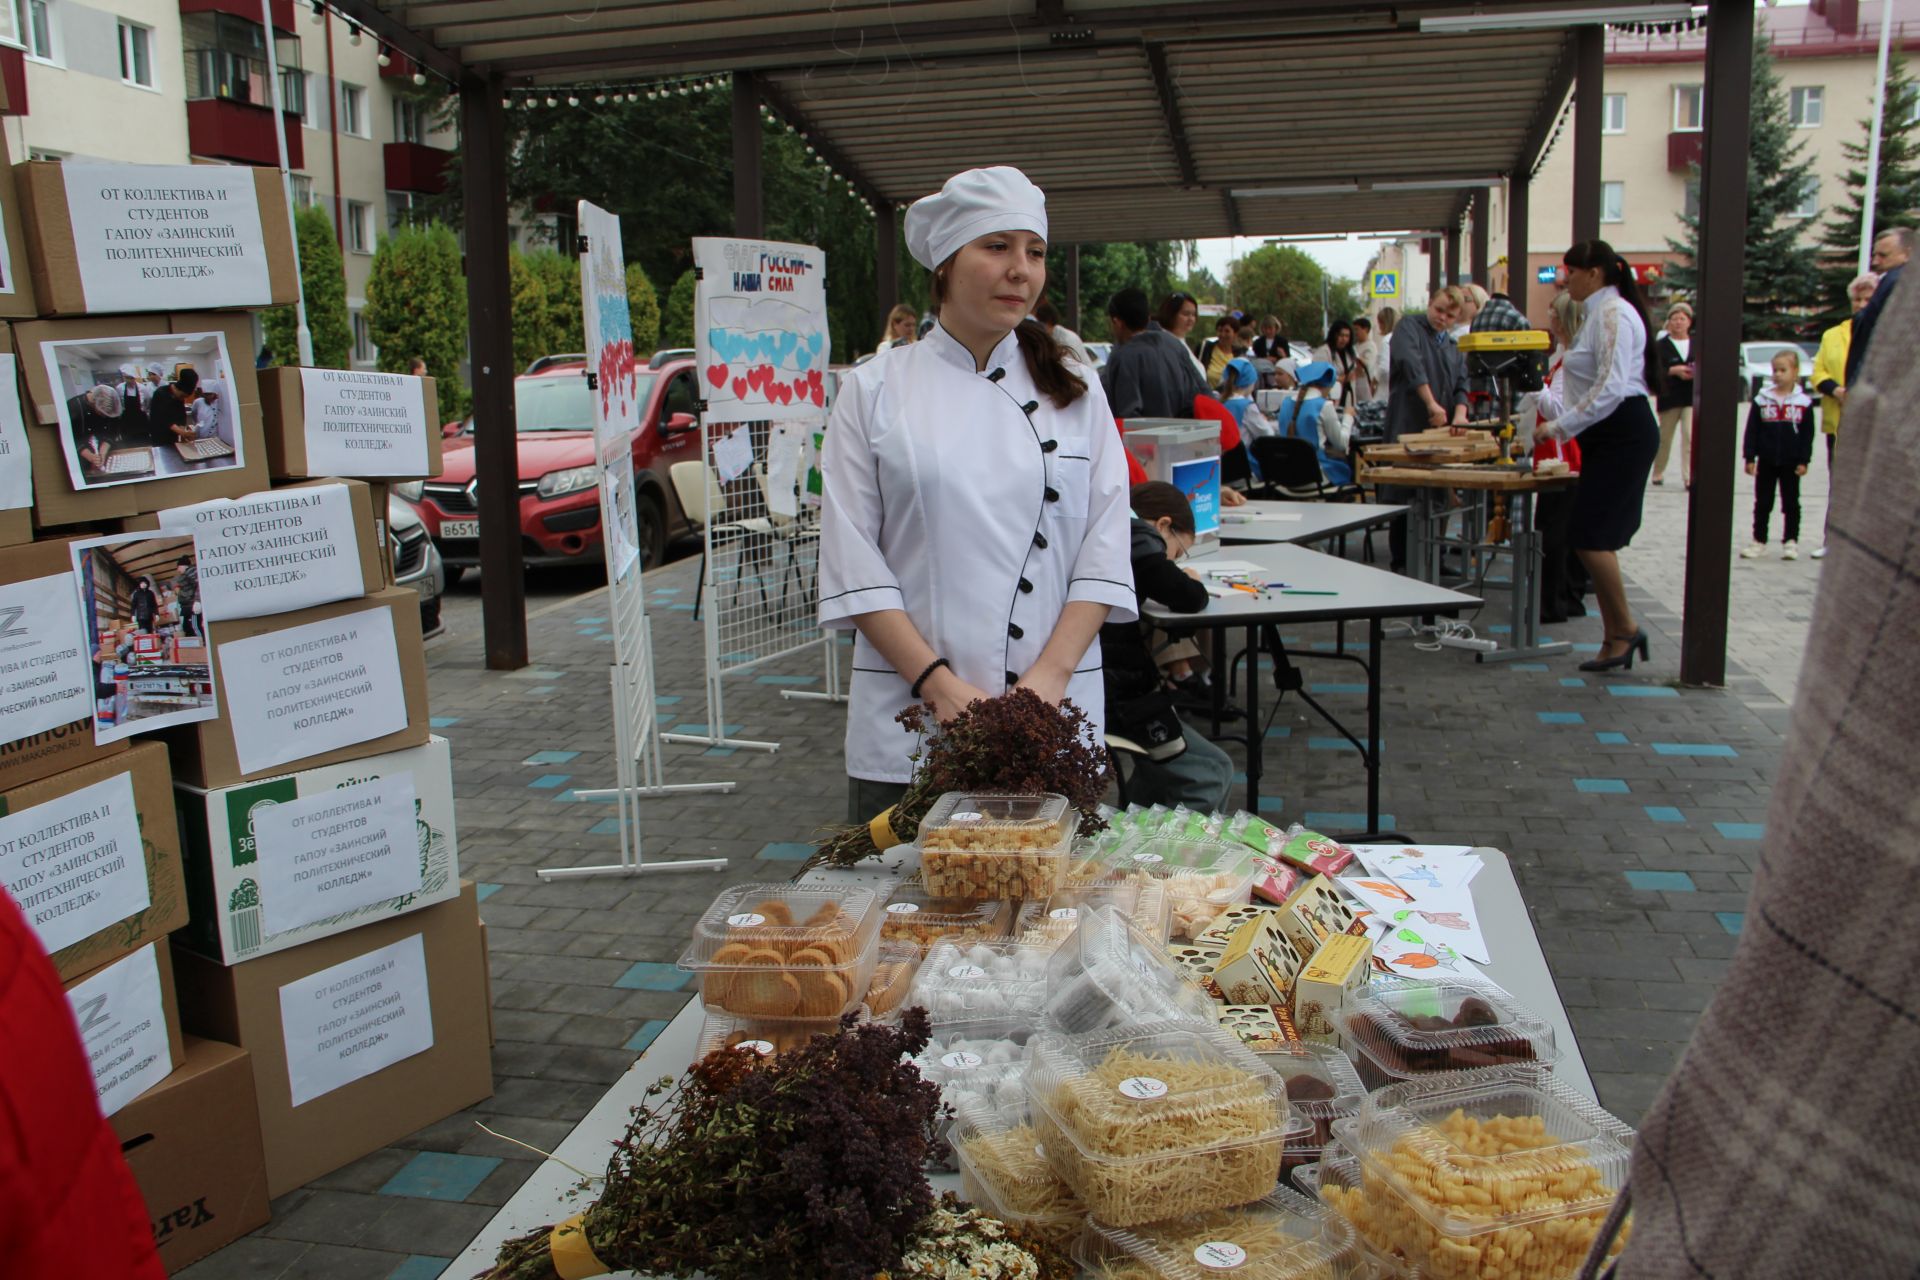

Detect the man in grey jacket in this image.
[1100,287,1207,419]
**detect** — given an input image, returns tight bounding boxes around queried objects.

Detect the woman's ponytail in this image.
[1566,239,1658,389]
[1014,319,1088,409]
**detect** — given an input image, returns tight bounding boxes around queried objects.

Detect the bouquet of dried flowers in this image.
[808,689,1111,871]
[880,1194,1078,1280]
[480,1012,948,1280]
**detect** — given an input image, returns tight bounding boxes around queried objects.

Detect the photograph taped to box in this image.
[69,531,218,744]
[44,330,245,492]
[0,353,29,514]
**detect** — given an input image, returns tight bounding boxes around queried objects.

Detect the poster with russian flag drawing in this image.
[692,237,830,424]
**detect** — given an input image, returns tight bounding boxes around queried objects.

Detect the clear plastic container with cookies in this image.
[1336,981,1559,1089]
[909,937,1053,1027]
[1254,1041,1367,1184]
[678,883,883,1021]
[862,942,922,1020]
[951,1096,1088,1251]
[1323,1068,1635,1280]
[1076,1183,1367,1280]
[1106,835,1265,941]
[916,792,1075,900]
[1025,1020,1292,1227]
[879,879,1015,954]
[1041,904,1217,1036]
[696,1008,871,1061]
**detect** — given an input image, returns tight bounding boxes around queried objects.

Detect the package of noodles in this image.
[951,1097,1088,1251]
[1076,1184,1367,1279]
[1026,1020,1291,1227]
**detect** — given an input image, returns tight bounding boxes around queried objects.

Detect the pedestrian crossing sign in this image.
[1371,271,1399,299]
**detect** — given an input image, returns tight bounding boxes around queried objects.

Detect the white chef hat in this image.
[904,166,1048,271]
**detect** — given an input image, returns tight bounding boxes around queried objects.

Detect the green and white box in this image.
[175,735,458,964]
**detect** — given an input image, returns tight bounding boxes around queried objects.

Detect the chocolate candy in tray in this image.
[1336,980,1558,1089]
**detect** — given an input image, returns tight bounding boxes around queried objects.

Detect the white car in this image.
[1739,341,1814,401]
[388,489,446,639]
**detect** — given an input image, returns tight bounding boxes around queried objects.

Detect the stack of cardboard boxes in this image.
[0,145,491,1273]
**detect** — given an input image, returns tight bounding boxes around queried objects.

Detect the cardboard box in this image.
[18,312,269,527]
[162,585,430,788]
[259,366,444,481]
[1292,933,1374,1047]
[1,740,186,982]
[1273,874,1366,968]
[63,941,187,1114]
[1215,1003,1300,1052]
[15,160,297,316]
[0,534,129,790]
[478,917,493,1047]
[1211,912,1312,1006]
[367,480,393,584]
[119,476,387,610]
[0,127,39,318]
[112,1037,272,1273]
[172,882,493,1197]
[0,505,30,547]
[175,736,460,964]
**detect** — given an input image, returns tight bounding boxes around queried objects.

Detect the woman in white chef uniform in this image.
[819,167,1136,818]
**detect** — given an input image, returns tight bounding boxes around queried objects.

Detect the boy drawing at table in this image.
[1099,481,1234,810]
[1740,350,1815,561]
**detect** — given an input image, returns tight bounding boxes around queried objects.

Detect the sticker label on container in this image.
[886,902,920,914]
[1048,907,1078,920]
[737,1040,775,1056]
[1194,1242,1248,1268]
[1132,851,1165,864]
[939,1050,983,1071]
[949,811,985,823]
[1118,1075,1169,1100]
[944,963,988,981]
[726,912,767,928]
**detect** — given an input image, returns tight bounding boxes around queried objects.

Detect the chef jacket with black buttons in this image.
[819,322,1137,784]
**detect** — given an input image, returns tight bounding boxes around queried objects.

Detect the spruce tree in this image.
[1817,57,1920,311]
[1665,23,1824,338]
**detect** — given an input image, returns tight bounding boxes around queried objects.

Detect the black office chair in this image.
[1249,437,1365,503]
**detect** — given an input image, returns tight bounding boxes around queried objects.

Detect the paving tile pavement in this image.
[178,489,1799,1276]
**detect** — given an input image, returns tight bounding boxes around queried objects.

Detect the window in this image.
[1673,83,1704,131]
[17,0,54,62]
[351,312,375,365]
[393,98,426,144]
[116,20,152,87]
[663,372,697,423]
[339,82,368,137]
[1602,93,1627,134]
[1683,178,1701,223]
[1789,86,1824,128]
[387,190,419,231]
[346,199,372,253]
[289,174,313,208]
[182,13,301,106]
[1601,181,1624,224]
[1792,177,1820,219]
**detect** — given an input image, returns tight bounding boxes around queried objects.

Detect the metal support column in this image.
[460,73,526,670]
[1572,25,1604,244]
[1469,189,1490,286]
[732,70,763,238]
[1425,238,1441,293]
[1681,0,1753,687]
[1064,243,1081,330]
[1444,227,1461,287]
[1507,175,1531,312]
[875,200,898,326]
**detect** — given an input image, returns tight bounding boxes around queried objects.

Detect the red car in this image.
[416,358,703,577]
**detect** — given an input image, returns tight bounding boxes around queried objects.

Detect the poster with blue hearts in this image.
[580,201,641,459]
[691,236,829,425]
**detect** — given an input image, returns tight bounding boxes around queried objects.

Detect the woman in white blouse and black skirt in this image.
[1534,240,1661,673]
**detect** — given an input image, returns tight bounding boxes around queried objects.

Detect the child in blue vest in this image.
[1277,361,1354,485]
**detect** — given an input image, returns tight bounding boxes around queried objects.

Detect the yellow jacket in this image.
[1813,320,1850,435]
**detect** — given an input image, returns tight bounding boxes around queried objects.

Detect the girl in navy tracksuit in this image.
[1741,351,1816,560]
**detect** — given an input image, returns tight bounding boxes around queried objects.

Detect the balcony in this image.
[0,45,24,116]
[384,141,449,194]
[187,98,304,168]
[1667,131,1703,173]
[179,0,295,35]
[381,51,419,80]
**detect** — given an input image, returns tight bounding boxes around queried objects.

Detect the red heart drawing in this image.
[705,363,727,389]
[747,365,775,394]
[731,376,749,399]
[809,381,825,406]
[808,369,823,393]
[774,383,793,405]
[790,378,807,399]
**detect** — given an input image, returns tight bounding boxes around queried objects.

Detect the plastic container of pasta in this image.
[1325,1069,1634,1277]
[951,1097,1087,1251]
[1026,1020,1292,1227]
[1293,1149,1425,1279]
[1336,981,1559,1089]
[1076,1183,1367,1280]
[878,879,1015,954]
[916,792,1075,899]
[1040,905,1217,1035]
[1254,1041,1367,1183]
[909,937,1053,1027]
[862,942,922,1019]
[1110,835,1265,941]
[677,883,883,1020]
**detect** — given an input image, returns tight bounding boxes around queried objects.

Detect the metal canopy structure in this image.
[331,0,1749,689]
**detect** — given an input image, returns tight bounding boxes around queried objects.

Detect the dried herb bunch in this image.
[809,689,1112,870]
[480,1011,946,1280]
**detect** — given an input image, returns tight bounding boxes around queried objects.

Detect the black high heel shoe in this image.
[1579,630,1649,672]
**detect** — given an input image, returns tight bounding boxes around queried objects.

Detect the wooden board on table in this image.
[1359,463,1578,492]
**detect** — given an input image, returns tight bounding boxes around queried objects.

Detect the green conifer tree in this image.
[365,222,469,416]
[261,205,351,369]
[1817,56,1920,310]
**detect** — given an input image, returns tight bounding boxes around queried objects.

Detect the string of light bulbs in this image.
[305,0,432,85]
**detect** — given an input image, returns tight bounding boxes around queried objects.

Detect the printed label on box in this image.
[0,355,28,510]
[0,769,148,955]
[63,943,171,1116]
[278,931,434,1106]
[220,605,407,775]
[299,371,431,477]
[250,774,423,936]
[0,571,95,744]
[157,483,366,620]
[60,164,273,312]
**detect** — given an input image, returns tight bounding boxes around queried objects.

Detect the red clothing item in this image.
[0,890,165,1280]
[1537,359,1581,472]
[1188,393,1243,452]
[1114,418,1149,486]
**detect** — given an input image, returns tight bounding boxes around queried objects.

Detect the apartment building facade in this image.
[0,0,454,367]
